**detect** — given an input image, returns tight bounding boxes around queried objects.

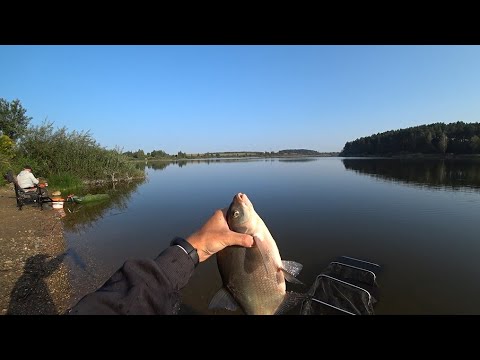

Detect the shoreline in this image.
[133,153,480,163]
[0,184,72,315]
[340,153,480,159]
[133,154,340,162]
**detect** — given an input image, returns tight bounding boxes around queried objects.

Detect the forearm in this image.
[30,173,39,185]
[67,245,195,315]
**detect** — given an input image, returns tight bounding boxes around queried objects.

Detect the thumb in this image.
[225,232,254,248]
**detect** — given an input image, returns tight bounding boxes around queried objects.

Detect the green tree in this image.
[470,135,480,153]
[0,98,32,141]
[133,149,145,159]
[0,134,15,180]
[151,149,169,158]
[0,134,15,158]
[439,133,448,153]
[341,122,480,156]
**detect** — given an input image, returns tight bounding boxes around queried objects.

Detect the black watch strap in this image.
[170,237,199,267]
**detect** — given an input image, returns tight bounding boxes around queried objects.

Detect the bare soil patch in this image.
[0,184,71,315]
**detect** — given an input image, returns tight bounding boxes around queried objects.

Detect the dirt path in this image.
[0,184,71,315]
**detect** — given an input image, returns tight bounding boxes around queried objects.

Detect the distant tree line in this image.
[278,149,323,156]
[341,122,480,156]
[123,148,336,160]
[123,149,187,160]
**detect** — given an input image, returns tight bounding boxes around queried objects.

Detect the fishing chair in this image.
[3,170,51,210]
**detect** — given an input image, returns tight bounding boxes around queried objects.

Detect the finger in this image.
[212,209,228,225]
[211,209,224,219]
[220,208,228,218]
[224,233,254,248]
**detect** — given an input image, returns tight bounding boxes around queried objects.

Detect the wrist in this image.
[170,237,199,267]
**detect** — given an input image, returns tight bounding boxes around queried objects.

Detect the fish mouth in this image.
[234,193,253,210]
[235,193,248,203]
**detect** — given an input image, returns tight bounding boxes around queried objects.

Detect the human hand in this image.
[186,209,254,263]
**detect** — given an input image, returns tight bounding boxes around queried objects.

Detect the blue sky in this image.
[1,45,479,154]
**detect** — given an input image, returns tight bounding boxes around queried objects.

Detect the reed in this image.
[13,121,144,183]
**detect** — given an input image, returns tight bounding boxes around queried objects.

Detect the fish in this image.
[209,192,304,315]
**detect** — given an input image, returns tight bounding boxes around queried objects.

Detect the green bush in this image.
[0,135,15,186]
[16,121,144,182]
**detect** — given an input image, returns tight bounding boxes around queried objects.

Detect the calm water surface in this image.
[63,157,480,314]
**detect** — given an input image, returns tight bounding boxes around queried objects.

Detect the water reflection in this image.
[143,157,320,171]
[278,158,319,163]
[342,158,480,191]
[145,161,172,171]
[63,179,146,234]
[63,158,480,314]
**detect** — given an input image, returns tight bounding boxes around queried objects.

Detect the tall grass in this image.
[15,121,144,183]
[46,173,85,194]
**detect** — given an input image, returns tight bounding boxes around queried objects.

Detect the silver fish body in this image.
[210,193,303,315]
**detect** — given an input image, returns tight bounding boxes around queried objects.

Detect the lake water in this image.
[63,157,480,315]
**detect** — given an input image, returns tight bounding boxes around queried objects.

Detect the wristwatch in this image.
[170,237,199,267]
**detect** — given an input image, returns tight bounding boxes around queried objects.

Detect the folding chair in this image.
[3,170,52,210]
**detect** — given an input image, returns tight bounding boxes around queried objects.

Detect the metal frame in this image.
[339,256,381,268]
[317,273,373,304]
[4,170,52,210]
[301,256,381,315]
[329,261,377,285]
[308,298,356,315]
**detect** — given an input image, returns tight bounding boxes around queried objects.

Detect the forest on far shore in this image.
[123,148,338,160]
[340,121,480,156]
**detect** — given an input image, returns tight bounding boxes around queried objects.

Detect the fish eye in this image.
[233,210,240,218]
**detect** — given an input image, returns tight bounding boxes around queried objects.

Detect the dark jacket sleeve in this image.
[67,245,195,315]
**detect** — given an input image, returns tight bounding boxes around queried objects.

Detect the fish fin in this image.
[281,268,305,285]
[253,235,270,275]
[244,245,262,274]
[281,260,303,277]
[274,291,309,315]
[208,287,239,311]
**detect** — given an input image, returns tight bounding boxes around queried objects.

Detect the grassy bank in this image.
[1,121,144,189]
